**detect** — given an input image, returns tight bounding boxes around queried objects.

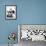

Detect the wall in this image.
[0,0,46,44]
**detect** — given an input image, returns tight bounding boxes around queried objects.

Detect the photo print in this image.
[5,5,16,20]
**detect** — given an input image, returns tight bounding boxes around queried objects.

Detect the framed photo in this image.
[5,5,16,20]
[18,24,46,42]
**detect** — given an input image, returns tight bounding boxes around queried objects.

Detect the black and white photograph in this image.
[5,5,16,20]
[18,24,46,46]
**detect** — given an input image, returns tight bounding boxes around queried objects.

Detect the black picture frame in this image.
[5,5,17,20]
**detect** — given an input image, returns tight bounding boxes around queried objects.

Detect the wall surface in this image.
[0,0,46,45]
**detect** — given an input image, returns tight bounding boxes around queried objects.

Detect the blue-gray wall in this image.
[0,0,46,44]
